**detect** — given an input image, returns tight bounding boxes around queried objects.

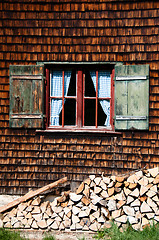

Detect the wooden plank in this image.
[115,79,128,129]
[116,76,147,81]
[116,116,147,120]
[62,70,65,127]
[0,177,67,213]
[10,65,44,76]
[11,114,43,119]
[45,68,50,128]
[77,71,83,127]
[110,69,115,128]
[95,71,98,128]
[128,78,149,130]
[11,75,42,80]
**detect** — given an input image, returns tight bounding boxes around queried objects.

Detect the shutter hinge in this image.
[113,117,115,125]
[43,76,47,85]
[44,116,47,127]
[116,116,147,120]
[43,115,46,122]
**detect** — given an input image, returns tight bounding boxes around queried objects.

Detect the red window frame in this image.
[45,67,114,131]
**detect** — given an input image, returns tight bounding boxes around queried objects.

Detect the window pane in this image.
[50,98,62,126]
[62,99,76,125]
[51,70,72,97]
[67,70,76,97]
[50,70,63,97]
[84,71,96,97]
[89,70,111,98]
[98,71,111,98]
[98,100,110,127]
[84,99,95,126]
[64,70,72,96]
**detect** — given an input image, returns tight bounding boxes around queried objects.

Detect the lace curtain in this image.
[50,70,72,126]
[90,71,111,127]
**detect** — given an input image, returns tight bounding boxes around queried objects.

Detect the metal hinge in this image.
[116,116,147,121]
[44,76,47,85]
[116,76,147,81]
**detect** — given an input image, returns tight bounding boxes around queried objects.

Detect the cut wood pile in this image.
[1,167,159,231]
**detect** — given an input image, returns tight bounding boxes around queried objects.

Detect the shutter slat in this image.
[12,75,42,80]
[116,116,147,120]
[9,65,44,128]
[115,65,149,130]
[116,76,147,81]
[11,114,43,119]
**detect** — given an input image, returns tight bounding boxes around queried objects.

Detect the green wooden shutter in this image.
[115,64,149,130]
[9,65,44,128]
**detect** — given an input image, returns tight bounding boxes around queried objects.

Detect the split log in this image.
[56,191,70,203]
[76,182,85,194]
[0,177,67,213]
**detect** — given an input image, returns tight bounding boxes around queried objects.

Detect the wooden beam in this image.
[77,71,83,128]
[0,177,67,213]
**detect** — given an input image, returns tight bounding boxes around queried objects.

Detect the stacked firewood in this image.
[2,167,159,231]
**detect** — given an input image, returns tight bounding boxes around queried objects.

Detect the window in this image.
[9,63,149,131]
[45,65,114,130]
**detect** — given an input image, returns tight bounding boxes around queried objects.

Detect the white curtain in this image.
[90,71,111,127]
[50,70,72,126]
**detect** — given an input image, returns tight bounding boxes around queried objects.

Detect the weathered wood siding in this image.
[0,1,159,194]
[9,65,44,128]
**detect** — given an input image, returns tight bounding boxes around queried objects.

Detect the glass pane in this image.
[67,70,76,97]
[50,98,62,126]
[59,99,76,126]
[97,100,108,126]
[85,71,96,97]
[64,70,72,96]
[51,70,72,97]
[50,70,63,97]
[98,71,111,98]
[84,99,95,126]
[98,100,110,127]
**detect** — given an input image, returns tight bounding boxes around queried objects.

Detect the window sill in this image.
[36,127,122,135]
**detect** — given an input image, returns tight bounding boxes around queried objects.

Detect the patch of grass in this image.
[42,233,56,240]
[0,228,27,240]
[94,222,159,240]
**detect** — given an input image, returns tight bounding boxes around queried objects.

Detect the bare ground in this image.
[19,229,95,240]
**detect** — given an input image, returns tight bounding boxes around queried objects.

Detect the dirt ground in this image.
[19,229,95,240]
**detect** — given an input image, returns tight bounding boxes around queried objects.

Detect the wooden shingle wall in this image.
[0,0,159,194]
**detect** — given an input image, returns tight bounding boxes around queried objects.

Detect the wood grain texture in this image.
[0,1,159,194]
[0,176,67,213]
[9,65,44,128]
